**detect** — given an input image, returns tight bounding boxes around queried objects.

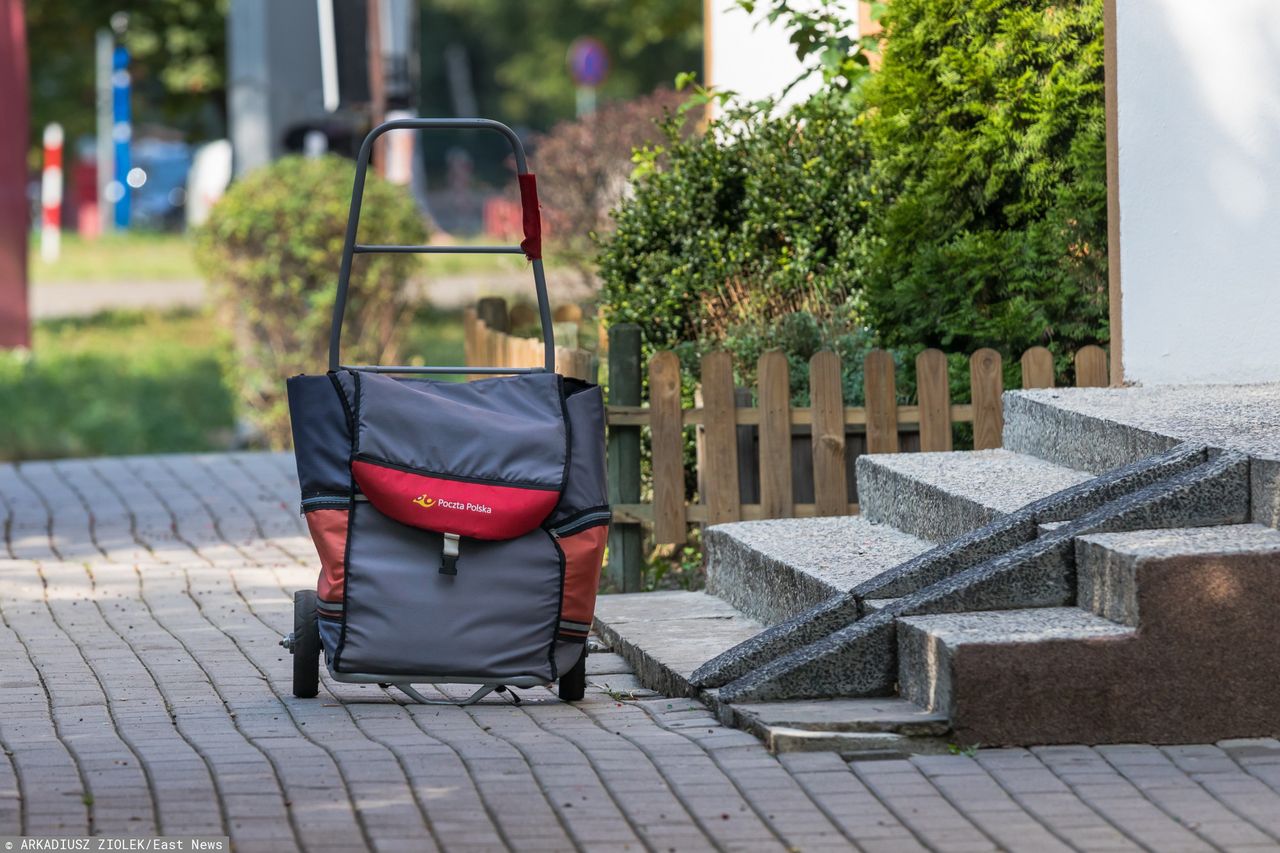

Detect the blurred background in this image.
[1,0,705,460]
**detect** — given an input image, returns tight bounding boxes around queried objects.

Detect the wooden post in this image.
[462,308,477,367]
[734,386,759,504]
[864,349,900,454]
[649,351,686,544]
[916,348,952,452]
[809,351,848,515]
[471,320,489,380]
[367,0,387,174]
[476,296,510,334]
[1075,345,1108,387]
[970,348,1004,450]
[1021,346,1055,389]
[700,352,741,524]
[606,324,643,591]
[758,350,793,518]
[553,303,584,323]
[509,302,538,330]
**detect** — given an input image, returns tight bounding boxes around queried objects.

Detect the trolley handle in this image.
[328,118,554,375]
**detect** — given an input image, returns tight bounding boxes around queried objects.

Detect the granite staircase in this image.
[593,385,1280,753]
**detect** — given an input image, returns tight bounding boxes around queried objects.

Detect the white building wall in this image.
[1116,0,1280,384]
[706,1,827,110]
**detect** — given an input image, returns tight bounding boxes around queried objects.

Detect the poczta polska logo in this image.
[413,494,492,514]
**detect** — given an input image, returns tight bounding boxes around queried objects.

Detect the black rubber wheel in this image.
[292,589,320,698]
[558,645,588,702]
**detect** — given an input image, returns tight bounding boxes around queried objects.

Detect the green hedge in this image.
[861,0,1108,381]
[599,91,873,395]
[598,0,1107,399]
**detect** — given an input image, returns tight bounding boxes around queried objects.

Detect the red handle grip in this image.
[518,173,542,261]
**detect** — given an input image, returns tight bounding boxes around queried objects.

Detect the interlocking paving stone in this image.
[2,451,1279,851]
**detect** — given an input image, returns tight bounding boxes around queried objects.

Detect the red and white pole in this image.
[41,122,63,263]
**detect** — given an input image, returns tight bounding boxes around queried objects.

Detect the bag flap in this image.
[348,371,567,540]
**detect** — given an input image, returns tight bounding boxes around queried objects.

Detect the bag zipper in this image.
[550,509,612,539]
[299,493,358,513]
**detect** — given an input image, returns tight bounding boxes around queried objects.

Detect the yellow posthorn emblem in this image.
[413,495,436,509]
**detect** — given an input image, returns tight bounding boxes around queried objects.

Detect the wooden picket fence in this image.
[605,332,1109,551]
[461,304,1108,590]
[462,299,597,381]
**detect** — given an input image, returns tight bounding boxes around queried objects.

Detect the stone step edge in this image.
[591,608,703,700]
[710,449,1250,705]
[1075,523,1280,626]
[856,449,1093,543]
[689,442,1210,693]
[594,595,955,757]
[703,517,933,627]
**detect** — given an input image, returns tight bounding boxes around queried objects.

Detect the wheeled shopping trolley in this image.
[282,118,609,705]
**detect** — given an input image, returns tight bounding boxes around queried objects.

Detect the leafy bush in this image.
[598,90,873,391]
[195,155,426,446]
[599,0,1107,400]
[708,311,889,406]
[531,88,686,286]
[860,0,1108,377]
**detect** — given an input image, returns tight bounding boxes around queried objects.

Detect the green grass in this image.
[30,231,521,284]
[30,232,202,283]
[0,306,469,461]
[0,310,236,461]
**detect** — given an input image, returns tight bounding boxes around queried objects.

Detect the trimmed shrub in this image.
[195,155,426,446]
[598,91,874,395]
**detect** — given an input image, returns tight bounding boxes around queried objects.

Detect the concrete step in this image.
[712,451,1250,706]
[896,607,1133,716]
[592,592,954,757]
[1076,524,1280,626]
[703,516,932,625]
[592,591,766,697]
[723,696,951,757]
[894,517,1280,746]
[1003,390,1178,474]
[1003,384,1280,528]
[695,444,1225,698]
[857,449,1093,542]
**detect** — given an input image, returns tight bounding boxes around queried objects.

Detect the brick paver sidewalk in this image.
[1,452,1279,852]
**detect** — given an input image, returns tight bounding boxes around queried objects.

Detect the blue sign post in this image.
[567,37,609,117]
[111,43,131,229]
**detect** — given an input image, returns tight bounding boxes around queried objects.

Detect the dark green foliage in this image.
[598,92,874,395]
[599,0,1107,401]
[702,312,892,406]
[195,155,426,446]
[27,0,229,150]
[860,0,1109,377]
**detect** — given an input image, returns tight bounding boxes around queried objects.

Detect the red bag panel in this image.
[352,459,559,540]
[558,524,608,632]
[306,508,349,608]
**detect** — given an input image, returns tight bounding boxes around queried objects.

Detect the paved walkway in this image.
[1,452,1280,852]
